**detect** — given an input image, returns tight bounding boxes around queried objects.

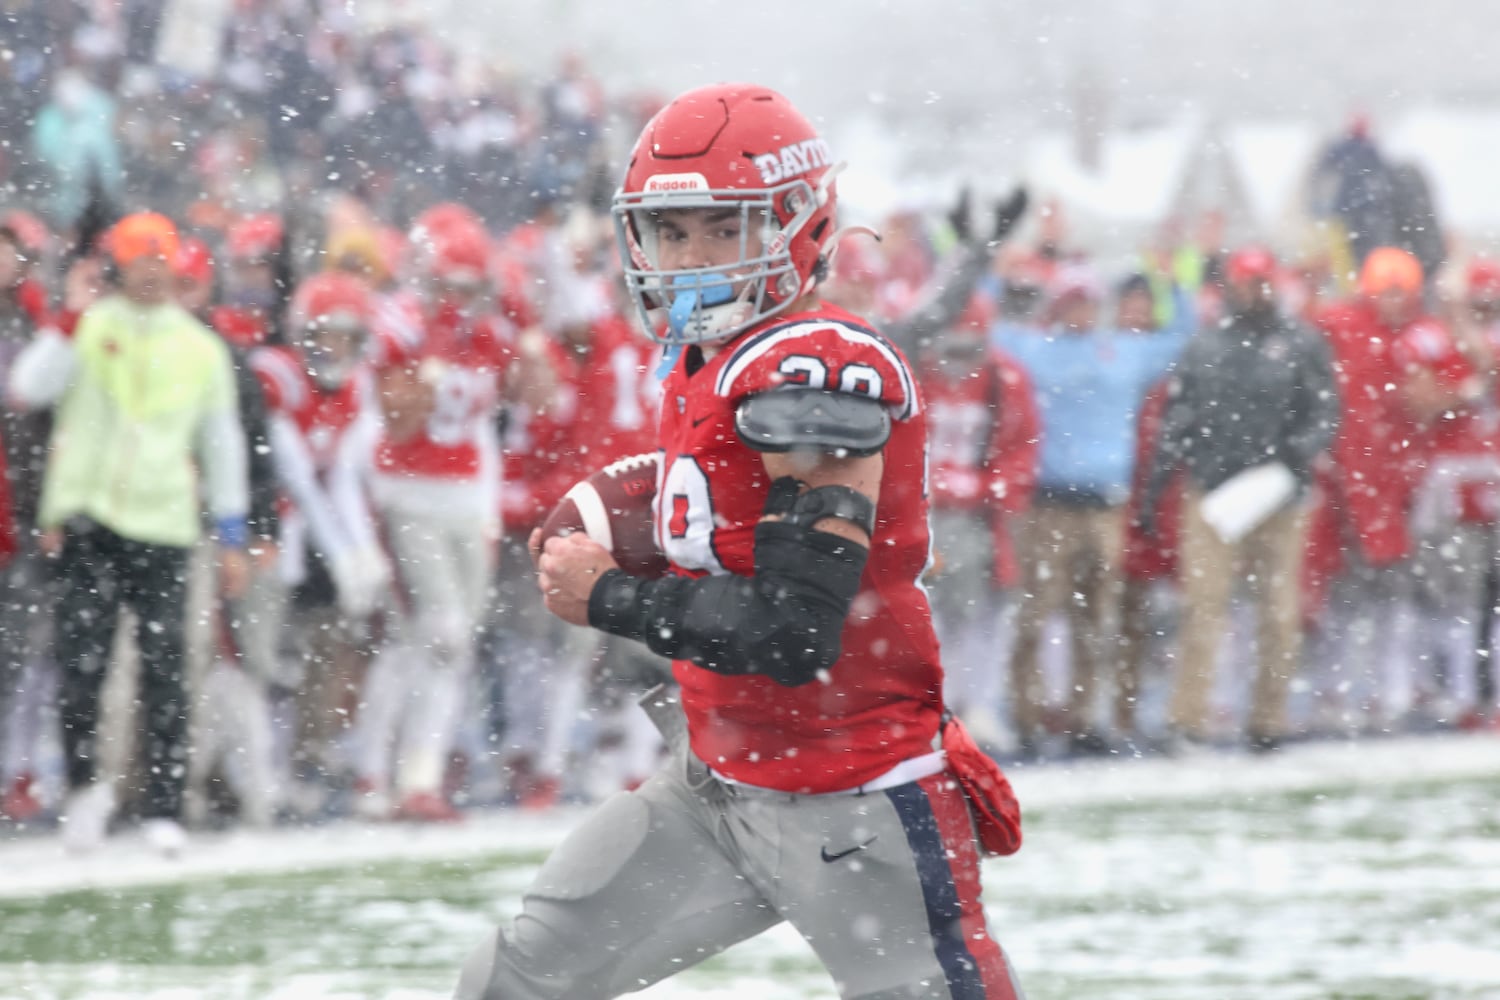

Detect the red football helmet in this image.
[612,83,842,345]
[428,228,490,290]
[287,272,373,388]
[410,202,486,244]
[173,238,216,287]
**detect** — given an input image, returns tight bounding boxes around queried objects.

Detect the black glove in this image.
[988,187,1029,247]
[947,186,974,244]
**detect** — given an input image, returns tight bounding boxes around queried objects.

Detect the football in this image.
[538,452,669,579]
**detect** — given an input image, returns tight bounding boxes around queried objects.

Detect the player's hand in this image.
[218,545,251,601]
[248,536,279,572]
[63,255,105,313]
[537,532,619,627]
[38,527,64,558]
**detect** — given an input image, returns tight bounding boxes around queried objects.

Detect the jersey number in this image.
[777,355,884,399]
[655,455,725,574]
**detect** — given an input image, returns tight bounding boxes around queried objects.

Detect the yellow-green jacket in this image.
[27,294,248,548]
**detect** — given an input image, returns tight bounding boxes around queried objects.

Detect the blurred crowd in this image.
[1,0,1499,851]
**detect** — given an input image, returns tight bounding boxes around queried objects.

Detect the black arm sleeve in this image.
[587,519,868,687]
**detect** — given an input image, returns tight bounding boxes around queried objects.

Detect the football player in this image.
[357,217,513,822]
[456,84,1026,1000]
[253,273,388,809]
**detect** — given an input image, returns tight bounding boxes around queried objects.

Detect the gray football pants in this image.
[454,741,1025,999]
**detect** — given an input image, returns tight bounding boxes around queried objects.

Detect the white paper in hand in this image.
[1200,463,1296,544]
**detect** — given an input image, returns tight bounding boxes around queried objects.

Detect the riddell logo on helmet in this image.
[644,173,710,193]
[753,139,832,185]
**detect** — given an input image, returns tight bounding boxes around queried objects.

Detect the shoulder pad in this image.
[714,318,917,420]
[735,387,891,457]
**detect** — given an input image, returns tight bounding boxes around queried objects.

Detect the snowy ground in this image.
[3,732,1500,999]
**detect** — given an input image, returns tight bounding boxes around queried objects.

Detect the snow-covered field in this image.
[3,732,1499,999]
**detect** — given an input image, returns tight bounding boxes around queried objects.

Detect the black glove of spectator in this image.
[989,187,1029,247]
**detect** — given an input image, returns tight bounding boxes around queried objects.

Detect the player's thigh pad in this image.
[457,759,777,1000]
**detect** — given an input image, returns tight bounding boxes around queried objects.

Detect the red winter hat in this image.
[1226,245,1277,285]
[226,213,284,261]
[1046,263,1103,307]
[1467,258,1500,299]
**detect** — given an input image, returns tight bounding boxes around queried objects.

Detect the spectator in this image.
[1393,261,1500,727]
[0,216,51,823]
[919,295,1039,750]
[8,211,249,854]
[1148,247,1339,751]
[1305,247,1439,732]
[1118,378,1182,746]
[252,272,388,817]
[1308,115,1399,269]
[30,67,124,231]
[1115,274,1185,745]
[997,265,1192,755]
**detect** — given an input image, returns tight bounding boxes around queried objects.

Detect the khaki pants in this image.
[1169,488,1306,740]
[1008,502,1125,738]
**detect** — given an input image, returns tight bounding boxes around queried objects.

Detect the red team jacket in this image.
[654,304,943,794]
[1122,379,1183,582]
[1310,301,1427,568]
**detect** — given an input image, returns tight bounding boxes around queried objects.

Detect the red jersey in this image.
[499,339,579,535]
[1393,319,1500,524]
[251,346,369,465]
[371,293,512,484]
[567,312,664,469]
[250,346,382,581]
[209,305,271,349]
[919,349,1039,586]
[655,305,942,794]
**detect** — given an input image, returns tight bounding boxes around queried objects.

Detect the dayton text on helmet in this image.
[753,139,832,185]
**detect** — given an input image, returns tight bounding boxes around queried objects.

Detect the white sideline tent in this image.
[1018,105,1500,262]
